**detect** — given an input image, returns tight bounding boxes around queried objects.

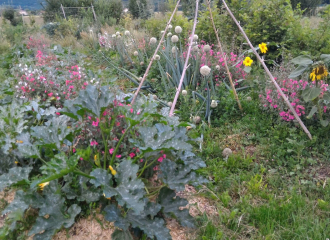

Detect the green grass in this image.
[193,95,330,239]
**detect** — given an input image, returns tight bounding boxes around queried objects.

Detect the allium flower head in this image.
[124,30,130,36]
[243,57,253,67]
[154,54,160,60]
[168,24,173,29]
[161,30,165,34]
[216,65,220,70]
[192,45,199,52]
[116,31,120,36]
[112,34,116,38]
[259,42,268,54]
[175,26,182,34]
[171,35,179,43]
[134,51,138,56]
[182,90,187,96]
[203,44,211,52]
[167,102,173,107]
[150,37,157,44]
[171,46,178,54]
[167,32,172,37]
[193,34,198,41]
[211,100,218,108]
[200,65,211,76]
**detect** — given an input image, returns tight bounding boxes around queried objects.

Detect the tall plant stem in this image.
[110,125,131,166]
[130,0,181,105]
[206,0,242,111]
[169,0,199,116]
[221,0,312,140]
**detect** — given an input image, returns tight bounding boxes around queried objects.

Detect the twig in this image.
[206,0,242,110]
[169,0,199,116]
[130,0,181,104]
[221,0,312,140]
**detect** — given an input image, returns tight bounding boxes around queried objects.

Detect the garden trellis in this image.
[130,0,312,139]
[60,4,97,21]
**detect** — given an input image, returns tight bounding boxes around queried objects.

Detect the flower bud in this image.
[211,100,218,108]
[182,90,187,96]
[150,37,157,44]
[124,30,130,36]
[167,102,173,107]
[200,65,211,77]
[134,51,138,56]
[175,26,182,34]
[203,44,211,52]
[171,35,179,43]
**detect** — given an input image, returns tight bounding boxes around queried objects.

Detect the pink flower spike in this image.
[109,148,114,154]
[116,155,121,158]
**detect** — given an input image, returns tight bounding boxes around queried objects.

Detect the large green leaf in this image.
[158,187,195,228]
[174,150,206,170]
[64,85,115,117]
[0,167,32,192]
[291,55,313,66]
[288,65,308,79]
[302,87,322,102]
[320,54,330,63]
[112,229,134,240]
[30,115,73,149]
[104,204,171,240]
[159,159,208,191]
[306,106,318,119]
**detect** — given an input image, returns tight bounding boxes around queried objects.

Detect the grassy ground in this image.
[193,99,330,239]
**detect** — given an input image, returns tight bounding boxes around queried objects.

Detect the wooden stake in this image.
[206,0,242,111]
[130,0,181,105]
[91,4,97,21]
[61,4,66,20]
[169,0,199,116]
[221,0,312,140]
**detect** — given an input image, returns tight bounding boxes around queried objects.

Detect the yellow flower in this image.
[243,57,253,67]
[16,140,23,144]
[259,42,268,54]
[109,166,117,175]
[94,154,101,167]
[15,161,18,164]
[103,193,111,200]
[39,182,49,191]
[310,65,329,81]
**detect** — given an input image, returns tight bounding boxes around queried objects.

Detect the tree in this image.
[290,0,322,14]
[128,0,140,18]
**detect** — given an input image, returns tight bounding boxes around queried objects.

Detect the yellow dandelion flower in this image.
[39,182,49,191]
[109,166,117,175]
[259,42,268,54]
[310,65,329,81]
[243,57,253,67]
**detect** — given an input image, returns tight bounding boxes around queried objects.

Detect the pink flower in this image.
[130,108,133,113]
[92,121,99,127]
[80,157,83,160]
[90,140,98,146]
[109,148,114,154]
[157,157,163,162]
[73,149,76,153]
[56,112,60,115]
[122,129,125,134]
[163,154,166,158]
[140,159,144,162]
[48,93,53,97]
[129,152,136,158]
[116,155,121,158]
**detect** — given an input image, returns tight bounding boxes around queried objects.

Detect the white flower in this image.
[182,90,187,96]
[193,34,198,41]
[161,30,165,34]
[117,35,121,38]
[171,35,179,43]
[138,77,143,81]
[203,44,211,52]
[200,65,211,76]
[192,116,201,124]
[124,30,130,36]
[150,37,157,44]
[210,100,218,108]
[216,65,220,71]
[167,102,173,107]
[168,24,172,29]
[154,54,160,60]
[112,34,116,38]
[116,31,120,36]
[153,94,157,100]
[175,26,182,34]
[140,62,144,66]
[134,51,138,56]
[222,148,232,158]
[246,96,252,101]
[167,32,172,37]
[192,45,199,52]
[171,46,178,54]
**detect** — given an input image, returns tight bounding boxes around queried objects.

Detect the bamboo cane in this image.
[221,0,312,140]
[206,0,242,111]
[130,0,181,105]
[169,0,199,116]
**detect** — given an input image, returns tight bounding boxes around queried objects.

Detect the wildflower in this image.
[116,31,120,36]
[150,37,157,44]
[158,156,163,162]
[192,45,199,52]
[140,159,144,162]
[129,152,136,158]
[210,100,218,108]
[175,26,182,34]
[112,34,116,38]
[168,24,173,29]
[109,166,117,175]
[167,102,173,107]
[39,182,49,191]
[310,65,328,81]
[116,155,121,158]
[167,32,172,37]
[124,30,130,36]
[154,54,160,60]
[193,34,198,41]
[15,161,18,164]
[134,51,138,56]
[90,140,98,146]
[130,108,134,113]
[171,35,179,43]
[200,65,211,76]
[243,57,253,67]
[161,30,165,34]
[182,90,187,96]
[203,44,211,52]
[259,42,268,54]
[216,65,220,71]
[109,148,114,154]
[92,120,99,127]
